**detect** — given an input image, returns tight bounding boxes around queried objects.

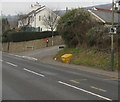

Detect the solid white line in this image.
[6,62,18,67]
[58,81,112,101]
[23,68,44,77]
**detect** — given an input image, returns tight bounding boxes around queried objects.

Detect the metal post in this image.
[118,0,120,71]
[52,29,54,46]
[111,0,115,71]
[52,36,53,46]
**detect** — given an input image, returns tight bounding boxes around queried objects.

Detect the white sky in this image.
[0,0,112,15]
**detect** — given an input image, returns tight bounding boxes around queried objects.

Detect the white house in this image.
[18,2,60,32]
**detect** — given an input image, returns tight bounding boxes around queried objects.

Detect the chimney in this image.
[30,2,41,11]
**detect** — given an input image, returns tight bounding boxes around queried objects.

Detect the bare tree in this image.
[17,13,28,28]
[43,11,60,46]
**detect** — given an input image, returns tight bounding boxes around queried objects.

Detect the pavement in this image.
[16,45,119,79]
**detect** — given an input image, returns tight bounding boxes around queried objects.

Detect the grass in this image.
[55,47,118,71]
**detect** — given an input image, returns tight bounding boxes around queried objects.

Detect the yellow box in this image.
[61,54,73,64]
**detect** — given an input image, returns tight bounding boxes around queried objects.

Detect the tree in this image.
[2,18,10,34]
[17,13,28,28]
[43,11,60,46]
[57,8,98,48]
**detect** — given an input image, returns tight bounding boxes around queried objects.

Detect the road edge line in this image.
[58,81,112,101]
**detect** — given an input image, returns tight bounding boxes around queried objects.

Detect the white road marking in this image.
[58,81,112,101]
[14,55,22,58]
[22,56,38,61]
[0,59,3,62]
[23,68,44,77]
[8,53,38,61]
[9,53,14,56]
[6,62,18,67]
[8,53,22,58]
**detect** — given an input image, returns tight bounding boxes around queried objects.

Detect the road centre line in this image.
[103,78,120,81]
[23,68,44,77]
[70,80,80,84]
[75,79,87,81]
[58,81,112,101]
[6,62,18,67]
[90,86,107,92]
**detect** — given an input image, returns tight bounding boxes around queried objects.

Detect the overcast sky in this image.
[0,0,112,15]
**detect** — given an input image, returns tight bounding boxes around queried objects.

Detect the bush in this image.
[2,31,59,42]
[86,26,110,49]
[57,8,99,47]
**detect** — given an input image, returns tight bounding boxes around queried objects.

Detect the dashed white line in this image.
[6,62,18,67]
[23,68,44,77]
[22,56,38,61]
[9,53,14,56]
[0,59,3,62]
[14,55,22,58]
[9,53,38,61]
[58,81,112,101]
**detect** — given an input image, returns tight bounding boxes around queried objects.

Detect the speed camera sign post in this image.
[109,27,117,34]
[111,0,115,71]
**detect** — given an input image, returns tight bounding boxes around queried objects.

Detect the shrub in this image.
[57,8,98,47]
[86,26,110,49]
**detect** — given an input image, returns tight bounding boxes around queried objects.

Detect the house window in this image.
[39,16,41,21]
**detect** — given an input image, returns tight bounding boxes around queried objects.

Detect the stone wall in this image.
[2,35,64,53]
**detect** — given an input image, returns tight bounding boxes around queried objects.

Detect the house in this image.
[87,2,120,26]
[18,2,60,32]
[88,7,120,25]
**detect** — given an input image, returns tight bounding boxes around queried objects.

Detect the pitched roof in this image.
[89,8,119,24]
[54,10,66,16]
[86,3,112,10]
[19,6,45,20]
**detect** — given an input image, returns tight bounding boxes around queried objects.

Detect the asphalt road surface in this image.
[2,53,119,101]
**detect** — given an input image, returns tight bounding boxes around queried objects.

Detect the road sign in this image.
[109,27,117,34]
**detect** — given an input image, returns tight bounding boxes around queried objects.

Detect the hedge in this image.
[2,31,59,42]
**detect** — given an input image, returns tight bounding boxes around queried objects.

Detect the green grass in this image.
[55,47,118,71]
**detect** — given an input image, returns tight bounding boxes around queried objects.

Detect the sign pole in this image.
[111,0,115,71]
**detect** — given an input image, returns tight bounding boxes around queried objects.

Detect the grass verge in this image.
[55,47,118,71]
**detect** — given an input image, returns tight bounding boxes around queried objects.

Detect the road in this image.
[2,53,119,101]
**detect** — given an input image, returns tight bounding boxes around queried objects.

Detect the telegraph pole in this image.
[117,0,120,71]
[111,0,115,71]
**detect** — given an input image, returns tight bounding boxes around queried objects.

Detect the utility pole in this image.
[111,0,115,71]
[117,0,120,71]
